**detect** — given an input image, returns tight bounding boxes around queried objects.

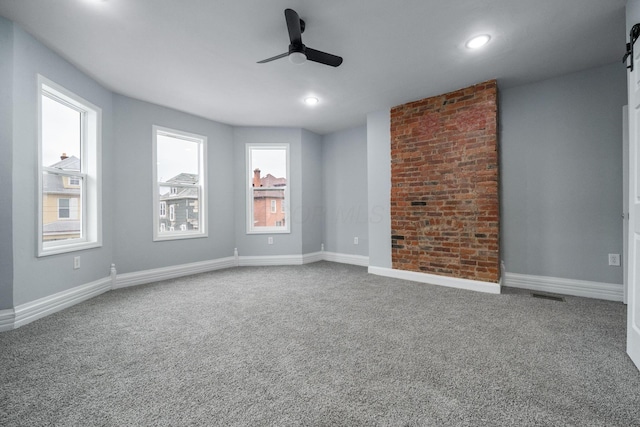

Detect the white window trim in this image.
[37,75,102,257]
[159,201,167,218]
[152,125,208,241]
[246,143,290,234]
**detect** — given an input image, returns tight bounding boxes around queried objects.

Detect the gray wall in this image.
[11,25,115,305]
[233,127,303,256]
[0,17,13,309]
[501,62,626,284]
[366,110,392,268]
[301,130,324,255]
[322,125,369,256]
[113,95,235,274]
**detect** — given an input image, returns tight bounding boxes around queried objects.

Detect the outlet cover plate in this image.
[608,253,620,266]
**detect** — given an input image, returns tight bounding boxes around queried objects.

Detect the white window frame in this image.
[37,75,102,256]
[169,204,176,222]
[159,201,167,218]
[246,143,290,234]
[152,125,207,241]
[271,199,277,213]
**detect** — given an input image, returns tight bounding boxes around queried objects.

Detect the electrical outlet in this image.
[268,236,273,245]
[73,256,80,270]
[608,253,620,266]
[354,237,359,245]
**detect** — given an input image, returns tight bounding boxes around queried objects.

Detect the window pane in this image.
[157,134,199,183]
[249,147,287,231]
[42,171,82,242]
[250,148,286,183]
[42,95,81,171]
[154,127,206,241]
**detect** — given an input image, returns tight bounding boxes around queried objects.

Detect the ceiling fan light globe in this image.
[289,51,307,64]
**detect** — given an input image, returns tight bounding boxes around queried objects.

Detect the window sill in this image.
[38,241,102,257]
[246,228,291,235]
[153,232,208,242]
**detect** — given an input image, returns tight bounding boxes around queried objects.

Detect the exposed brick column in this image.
[390,80,499,283]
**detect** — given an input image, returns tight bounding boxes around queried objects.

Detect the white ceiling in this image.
[0,0,628,135]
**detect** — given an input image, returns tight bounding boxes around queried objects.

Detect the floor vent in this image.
[531,292,565,302]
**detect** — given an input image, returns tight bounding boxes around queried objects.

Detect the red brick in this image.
[390,80,500,284]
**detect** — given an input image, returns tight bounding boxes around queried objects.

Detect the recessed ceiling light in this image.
[304,97,319,106]
[466,34,491,49]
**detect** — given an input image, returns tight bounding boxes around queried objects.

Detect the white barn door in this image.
[626,19,640,371]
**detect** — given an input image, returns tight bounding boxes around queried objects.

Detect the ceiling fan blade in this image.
[305,48,343,67]
[284,8,302,46]
[257,52,289,64]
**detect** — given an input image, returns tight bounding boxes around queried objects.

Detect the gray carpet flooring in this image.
[1,261,639,426]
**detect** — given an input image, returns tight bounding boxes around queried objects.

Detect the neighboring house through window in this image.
[38,75,102,256]
[246,144,290,234]
[153,126,207,241]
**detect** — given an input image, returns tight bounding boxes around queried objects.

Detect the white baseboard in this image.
[368,266,501,294]
[238,254,304,266]
[504,272,623,302]
[236,251,359,266]
[114,256,236,289]
[0,276,112,332]
[322,251,369,267]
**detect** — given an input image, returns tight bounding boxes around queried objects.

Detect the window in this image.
[246,144,289,234]
[38,76,101,256]
[58,199,70,219]
[153,126,207,241]
[57,198,78,220]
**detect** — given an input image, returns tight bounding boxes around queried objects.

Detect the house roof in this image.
[166,173,198,185]
[160,173,199,201]
[260,174,286,187]
[160,187,198,201]
[49,156,80,171]
[43,156,81,194]
[0,1,625,134]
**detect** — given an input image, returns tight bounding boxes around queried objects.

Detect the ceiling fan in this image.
[257,8,343,67]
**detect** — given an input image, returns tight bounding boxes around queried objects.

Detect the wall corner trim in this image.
[114,257,236,289]
[303,251,324,264]
[322,252,369,267]
[0,309,16,332]
[503,272,623,302]
[368,266,501,294]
